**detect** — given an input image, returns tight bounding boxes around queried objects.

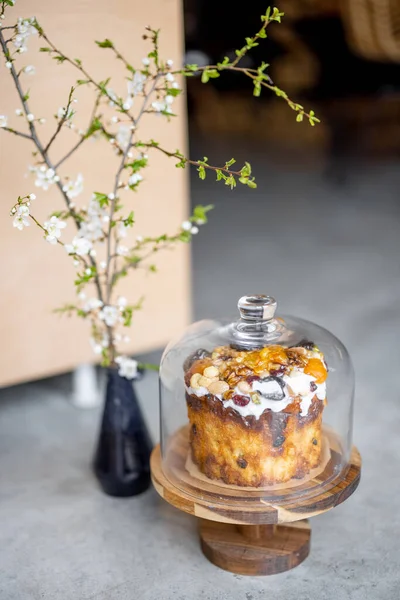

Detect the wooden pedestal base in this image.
[199,520,311,576]
[150,434,361,576]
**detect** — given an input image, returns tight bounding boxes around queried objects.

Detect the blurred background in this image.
[1,1,400,598]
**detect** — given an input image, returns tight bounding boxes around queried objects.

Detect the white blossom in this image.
[13,205,30,230]
[142,57,150,66]
[191,226,199,235]
[106,88,118,107]
[43,215,66,245]
[0,115,7,128]
[57,106,74,120]
[26,113,34,122]
[13,18,37,53]
[166,72,174,82]
[5,61,12,69]
[172,82,180,89]
[151,99,172,114]
[151,101,165,113]
[62,173,83,199]
[136,235,144,243]
[24,65,35,75]
[30,165,59,190]
[83,298,103,312]
[116,125,131,151]
[90,338,102,355]
[15,109,23,116]
[128,173,142,186]
[117,296,127,308]
[99,261,107,269]
[110,115,119,124]
[117,221,130,238]
[116,244,128,256]
[181,220,192,231]
[127,71,146,97]
[28,193,36,200]
[165,95,174,105]
[65,236,92,256]
[99,305,119,327]
[166,59,173,67]
[115,356,138,380]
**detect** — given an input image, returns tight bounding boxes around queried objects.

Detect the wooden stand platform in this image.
[150,432,361,575]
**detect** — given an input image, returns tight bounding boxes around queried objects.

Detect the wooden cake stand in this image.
[151,427,361,576]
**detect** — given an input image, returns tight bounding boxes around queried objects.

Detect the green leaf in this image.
[123,211,135,226]
[224,158,236,168]
[296,113,303,123]
[86,117,102,137]
[179,231,191,243]
[93,192,109,207]
[75,58,82,66]
[201,71,209,84]
[192,204,214,224]
[96,39,114,48]
[247,179,257,189]
[253,81,261,97]
[39,47,52,52]
[53,55,66,64]
[198,165,206,180]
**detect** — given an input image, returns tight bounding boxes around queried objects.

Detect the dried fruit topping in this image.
[237,457,248,468]
[246,375,260,384]
[270,364,286,377]
[304,358,327,384]
[183,348,211,372]
[310,381,318,392]
[232,394,250,407]
[295,339,315,351]
[250,392,261,404]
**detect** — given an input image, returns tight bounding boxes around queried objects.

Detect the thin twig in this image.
[43,86,74,154]
[55,91,102,169]
[3,126,33,140]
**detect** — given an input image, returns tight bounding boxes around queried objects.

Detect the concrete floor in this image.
[1,139,400,599]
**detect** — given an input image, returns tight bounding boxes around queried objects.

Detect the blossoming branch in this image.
[0,0,318,379]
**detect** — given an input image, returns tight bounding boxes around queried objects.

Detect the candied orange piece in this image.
[304,358,327,384]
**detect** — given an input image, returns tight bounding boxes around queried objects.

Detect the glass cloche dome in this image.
[159,294,355,506]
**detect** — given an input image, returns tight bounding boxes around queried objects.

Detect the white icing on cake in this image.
[186,367,326,420]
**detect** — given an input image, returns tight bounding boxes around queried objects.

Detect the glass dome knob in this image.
[237,295,277,322]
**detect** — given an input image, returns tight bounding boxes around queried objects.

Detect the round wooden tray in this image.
[151,426,361,525]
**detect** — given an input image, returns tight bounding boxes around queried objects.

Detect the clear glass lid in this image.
[159,294,355,505]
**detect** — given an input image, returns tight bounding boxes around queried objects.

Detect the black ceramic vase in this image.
[93,368,152,497]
